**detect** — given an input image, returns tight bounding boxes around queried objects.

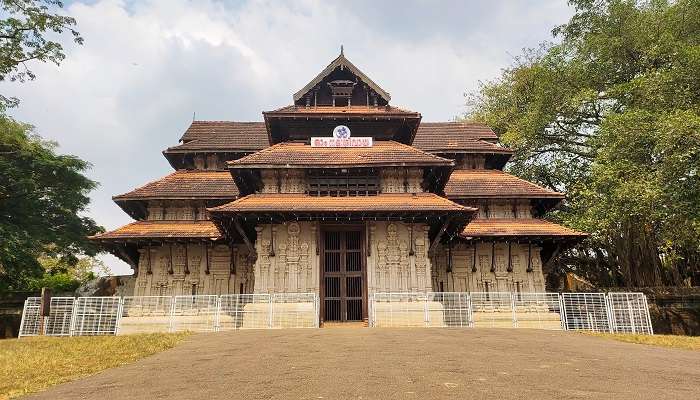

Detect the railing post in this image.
[268,294,274,329]
[558,294,566,331]
[604,293,614,333]
[18,299,29,339]
[510,292,517,328]
[215,296,222,332]
[115,297,124,336]
[643,294,654,335]
[424,293,430,327]
[168,296,176,333]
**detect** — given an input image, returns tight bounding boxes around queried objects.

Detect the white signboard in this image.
[311,125,373,147]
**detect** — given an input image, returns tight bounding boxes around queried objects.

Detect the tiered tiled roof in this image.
[91,220,222,241]
[168,120,507,155]
[179,121,268,145]
[228,141,453,168]
[210,193,474,213]
[113,170,239,200]
[413,122,499,149]
[461,218,586,238]
[445,170,564,199]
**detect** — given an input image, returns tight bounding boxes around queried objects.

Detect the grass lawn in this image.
[588,333,700,351]
[0,333,190,400]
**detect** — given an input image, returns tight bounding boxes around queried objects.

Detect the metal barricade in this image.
[512,292,564,330]
[119,296,173,334]
[372,292,428,327]
[44,297,76,336]
[271,293,319,329]
[170,295,219,332]
[607,292,653,335]
[18,297,41,338]
[562,293,611,332]
[470,292,515,328]
[71,297,121,336]
[17,291,653,336]
[219,293,270,330]
[426,292,471,327]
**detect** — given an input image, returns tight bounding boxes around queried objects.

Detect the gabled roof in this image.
[90,220,222,241]
[113,170,239,201]
[228,141,453,169]
[460,218,586,239]
[293,51,390,103]
[414,122,499,149]
[179,121,267,143]
[209,193,474,214]
[444,169,564,199]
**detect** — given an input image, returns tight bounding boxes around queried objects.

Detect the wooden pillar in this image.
[168,243,174,274]
[526,242,533,273]
[507,241,513,272]
[184,243,190,275]
[147,243,152,275]
[230,244,236,276]
[204,242,210,275]
[490,242,495,272]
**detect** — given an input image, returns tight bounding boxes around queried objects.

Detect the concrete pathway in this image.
[25,328,700,400]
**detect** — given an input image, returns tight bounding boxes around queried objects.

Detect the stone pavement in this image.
[25,328,700,400]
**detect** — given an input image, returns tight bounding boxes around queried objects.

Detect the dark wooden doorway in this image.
[320,226,367,323]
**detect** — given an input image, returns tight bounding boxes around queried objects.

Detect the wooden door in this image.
[321,227,366,322]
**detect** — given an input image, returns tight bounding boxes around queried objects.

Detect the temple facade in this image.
[92,51,585,323]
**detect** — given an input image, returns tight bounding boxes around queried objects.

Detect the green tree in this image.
[0,116,103,291]
[0,0,82,111]
[469,0,700,287]
[27,254,108,293]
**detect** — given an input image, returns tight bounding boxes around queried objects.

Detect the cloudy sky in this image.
[5,0,573,274]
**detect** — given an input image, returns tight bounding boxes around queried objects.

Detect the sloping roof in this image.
[426,140,512,154]
[264,105,419,117]
[113,170,239,200]
[293,52,391,103]
[90,220,222,241]
[165,136,268,153]
[210,193,475,214]
[179,121,268,144]
[461,218,586,238]
[414,122,499,149]
[444,170,564,199]
[228,141,453,168]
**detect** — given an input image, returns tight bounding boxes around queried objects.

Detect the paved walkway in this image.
[26,328,700,400]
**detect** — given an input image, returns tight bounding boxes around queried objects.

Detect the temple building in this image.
[91,51,585,324]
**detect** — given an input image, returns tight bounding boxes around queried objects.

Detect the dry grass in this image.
[0,333,190,400]
[588,333,700,351]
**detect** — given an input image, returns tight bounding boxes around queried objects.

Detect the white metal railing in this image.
[607,292,654,335]
[71,297,121,336]
[561,292,610,332]
[44,297,76,336]
[17,297,41,338]
[18,292,652,337]
[371,292,652,334]
[18,293,319,337]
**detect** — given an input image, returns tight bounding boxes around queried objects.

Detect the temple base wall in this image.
[131,243,254,297]
[251,221,433,297]
[430,242,546,293]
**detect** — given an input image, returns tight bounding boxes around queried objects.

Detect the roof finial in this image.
[340,44,344,56]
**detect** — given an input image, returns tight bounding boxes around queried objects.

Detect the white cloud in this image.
[4,0,572,274]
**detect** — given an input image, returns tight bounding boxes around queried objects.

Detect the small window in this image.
[307,169,379,196]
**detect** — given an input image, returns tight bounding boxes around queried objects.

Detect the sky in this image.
[5,0,574,275]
